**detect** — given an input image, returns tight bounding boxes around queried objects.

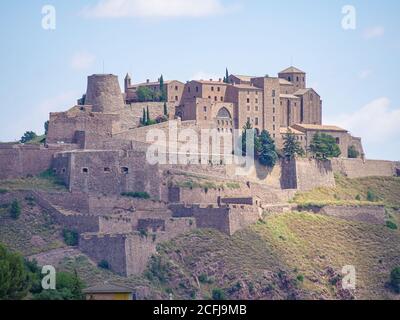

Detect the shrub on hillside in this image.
[10,199,21,219]
[0,243,31,300]
[390,267,400,293]
[212,288,226,300]
[62,229,79,246]
[33,270,84,300]
[367,190,378,202]
[386,221,398,230]
[121,192,150,199]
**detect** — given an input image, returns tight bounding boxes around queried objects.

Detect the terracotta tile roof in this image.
[232,75,257,82]
[279,66,305,74]
[292,124,347,132]
[232,84,262,90]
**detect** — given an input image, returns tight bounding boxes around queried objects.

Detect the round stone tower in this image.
[85,74,125,113]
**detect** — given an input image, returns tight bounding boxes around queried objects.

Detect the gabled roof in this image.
[279,66,305,74]
[83,283,135,294]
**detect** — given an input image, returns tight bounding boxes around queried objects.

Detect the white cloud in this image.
[363,26,385,39]
[325,97,400,144]
[70,51,96,70]
[82,0,237,18]
[358,69,373,80]
[190,71,221,81]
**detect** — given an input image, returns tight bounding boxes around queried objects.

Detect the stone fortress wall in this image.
[1,72,399,277]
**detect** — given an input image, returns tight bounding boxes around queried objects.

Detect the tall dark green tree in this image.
[163,102,168,117]
[309,133,341,160]
[282,129,305,160]
[146,106,150,124]
[224,68,230,83]
[0,243,31,300]
[258,130,278,167]
[44,121,49,136]
[141,108,147,125]
[159,75,167,102]
[241,120,258,156]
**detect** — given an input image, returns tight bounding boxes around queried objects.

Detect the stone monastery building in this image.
[124,67,363,157]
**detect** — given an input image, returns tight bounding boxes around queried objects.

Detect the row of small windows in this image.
[188,86,222,93]
[80,167,130,174]
[217,119,233,126]
[287,76,305,82]
[246,98,259,103]
[217,128,233,133]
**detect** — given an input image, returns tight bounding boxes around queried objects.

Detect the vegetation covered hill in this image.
[1,174,399,300]
[134,211,399,300]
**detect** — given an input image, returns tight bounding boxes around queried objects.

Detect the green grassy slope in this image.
[292,175,400,208]
[140,212,400,300]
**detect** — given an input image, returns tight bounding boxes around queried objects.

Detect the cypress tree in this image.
[141,108,146,125]
[163,102,168,117]
[146,106,150,124]
[225,68,229,83]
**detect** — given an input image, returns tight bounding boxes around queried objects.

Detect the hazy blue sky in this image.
[0,0,399,160]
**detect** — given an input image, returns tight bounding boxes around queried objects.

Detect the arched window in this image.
[217,107,232,119]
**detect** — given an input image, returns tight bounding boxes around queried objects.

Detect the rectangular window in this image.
[255,98,258,104]
[217,87,220,92]
[273,107,275,113]
[247,117,250,123]
[247,98,250,103]
[273,98,275,105]
[175,86,178,90]
[272,90,276,97]
[255,117,259,125]
[175,96,178,101]
[211,86,214,91]
[214,96,217,101]
[255,106,259,111]
[220,97,223,101]
[204,106,207,112]
[196,86,199,92]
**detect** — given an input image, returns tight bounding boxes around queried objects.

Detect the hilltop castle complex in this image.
[0,67,399,277]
